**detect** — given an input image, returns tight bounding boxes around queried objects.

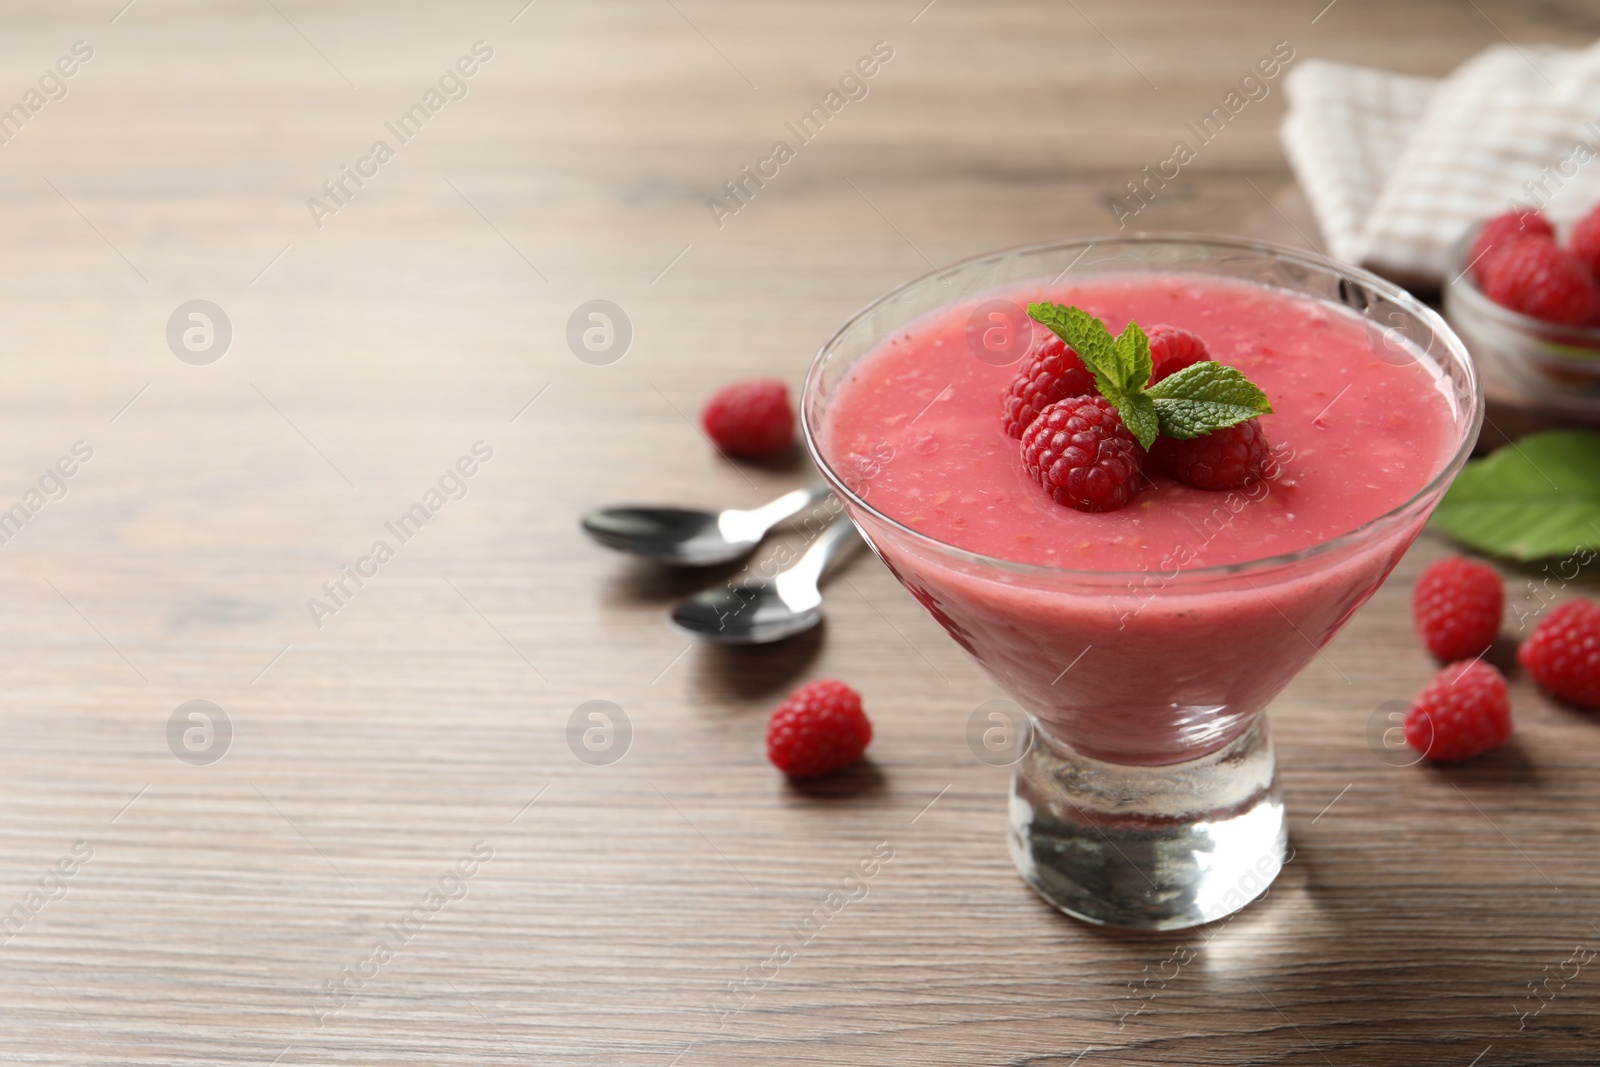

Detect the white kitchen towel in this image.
[1281,60,1437,267]
[1282,40,1600,288]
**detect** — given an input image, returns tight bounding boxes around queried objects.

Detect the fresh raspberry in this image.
[1404,660,1513,761]
[1517,598,1600,709]
[1412,557,1504,662]
[701,379,795,458]
[1146,324,1210,383]
[1480,237,1600,326]
[1019,395,1142,512]
[1469,209,1554,276]
[1001,336,1096,437]
[766,679,873,777]
[1569,203,1600,280]
[1148,419,1270,490]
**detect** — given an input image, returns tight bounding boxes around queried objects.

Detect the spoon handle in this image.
[786,515,862,590]
[737,483,834,534]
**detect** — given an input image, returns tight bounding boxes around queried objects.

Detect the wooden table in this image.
[2,2,1597,1063]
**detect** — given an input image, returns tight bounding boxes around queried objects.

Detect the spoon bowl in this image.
[671,583,824,644]
[582,507,738,566]
[671,518,861,643]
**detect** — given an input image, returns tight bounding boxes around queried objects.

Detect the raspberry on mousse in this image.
[1148,419,1272,491]
[1146,324,1210,383]
[1019,395,1143,513]
[1001,336,1096,438]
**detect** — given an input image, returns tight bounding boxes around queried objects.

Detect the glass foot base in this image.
[1008,716,1286,931]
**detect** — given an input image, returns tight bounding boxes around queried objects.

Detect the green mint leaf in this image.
[1119,392,1160,451]
[1432,430,1600,561]
[1146,361,1273,439]
[1152,398,1259,439]
[1114,321,1154,399]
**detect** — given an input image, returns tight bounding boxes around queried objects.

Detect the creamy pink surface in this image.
[821,274,1462,764]
[826,275,1454,569]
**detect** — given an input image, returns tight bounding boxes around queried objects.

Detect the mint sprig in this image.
[1026,302,1272,449]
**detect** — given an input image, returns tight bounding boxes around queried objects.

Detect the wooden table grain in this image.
[2,2,1598,1064]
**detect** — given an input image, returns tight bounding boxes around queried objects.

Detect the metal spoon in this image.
[581,484,832,566]
[671,517,863,644]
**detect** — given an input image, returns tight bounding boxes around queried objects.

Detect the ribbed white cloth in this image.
[1281,61,1436,268]
[1281,41,1600,287]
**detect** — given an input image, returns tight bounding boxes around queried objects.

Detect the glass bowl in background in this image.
[1444,224,1600,413]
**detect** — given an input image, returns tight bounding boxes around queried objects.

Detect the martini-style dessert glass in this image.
[803,236,1481,930]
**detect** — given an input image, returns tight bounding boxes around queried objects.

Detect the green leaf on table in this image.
[1432,429,1600,561]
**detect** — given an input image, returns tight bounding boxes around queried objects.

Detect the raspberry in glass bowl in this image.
[1443,222,1600,412]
